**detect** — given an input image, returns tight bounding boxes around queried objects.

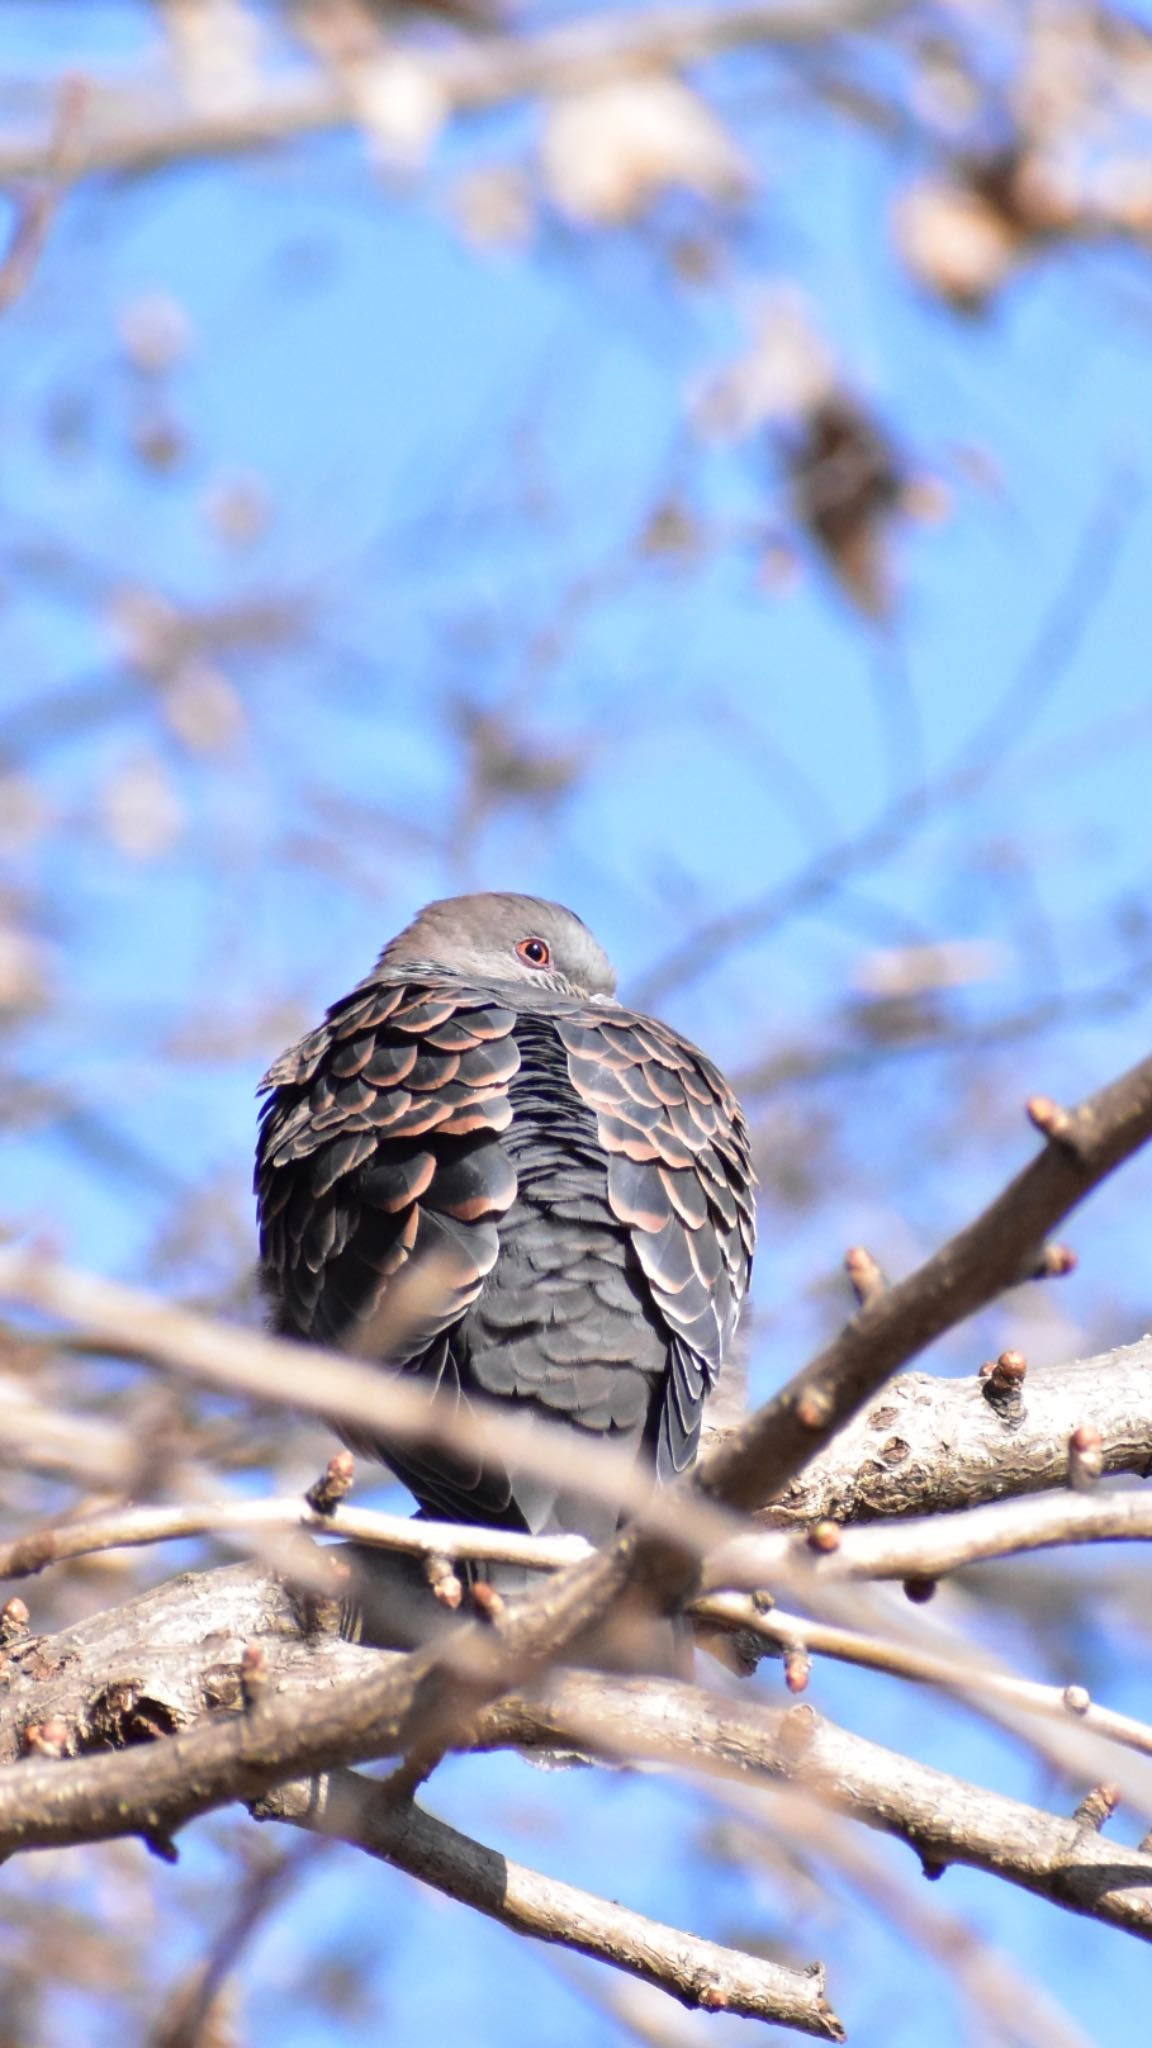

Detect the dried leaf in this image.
[349,53,448,170]
[893,179,1020,310]
[117,294,193,378]
[100,751,185,860]
[698,291,837,441]
[163,663,246,754]
[542,75,748,226]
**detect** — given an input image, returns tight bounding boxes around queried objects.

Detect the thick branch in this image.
[765,1342,1152,1526]
[264,1768,842,2039]
[3,1561,1152,1949]
[0,1524,641,1854]
[11,1485,1152,1798]
[488,1676,1152,1941]
[702,1052,1152,1514]
[0,1562,372,1767]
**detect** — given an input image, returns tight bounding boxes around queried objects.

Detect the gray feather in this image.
[255,892,755,1559]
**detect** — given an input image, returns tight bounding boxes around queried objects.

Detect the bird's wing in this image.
[256,976,521,1363]
[554,1005,757,1478]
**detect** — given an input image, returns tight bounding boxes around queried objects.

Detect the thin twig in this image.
[0,1249,734,1558]
[0,1494,591,1584]
[697,1592,1152,1767]
[705,1488,1152,1590]
[9,1467,1152,1604]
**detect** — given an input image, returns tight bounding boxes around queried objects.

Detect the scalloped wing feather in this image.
[256,979,521,1365]
[556,1006,755,1479]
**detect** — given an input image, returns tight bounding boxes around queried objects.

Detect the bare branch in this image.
[698,1591,1152,1769]
[0,0,908,187]
[0,1521,643,1856]
[489,1675,1152,1941]
[12,1477,1152,1793]
[707,1486,1152,1591]
[0,1249,733,1557]
[702,1050,1152,1514]
[0,1494,591,1584]
[7,1048,1152,1641]
[4,1333,1151,1584]
[263,1768,843,2039]
[765,1341,1152,1526]
[5,1561,1152,1948]
[14,1451,1152,1609]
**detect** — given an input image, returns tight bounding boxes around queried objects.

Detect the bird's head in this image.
[376,892,618,1002]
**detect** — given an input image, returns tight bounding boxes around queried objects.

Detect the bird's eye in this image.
[516,936,550,968]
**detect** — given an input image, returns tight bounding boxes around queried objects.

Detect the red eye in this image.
[517,936,550,968]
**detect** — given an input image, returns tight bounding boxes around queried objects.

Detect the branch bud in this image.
[1068,1423,1104,1491]
[306,1450,356,1516]
[1073,1783,1119,1832]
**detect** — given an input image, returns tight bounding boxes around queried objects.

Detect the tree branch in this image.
[0,1249,733,1559]
[3,1561,1152,1949]
[488,1674,1152,1940]
[3,1334,1151,1590]
[761,1341,1152,1526]
[701,1051,1152,1514]
[0,1492,590,1585]
[6,1042,1152,1615]
[0,1523,643,1856]
[0,0,908,187]
[8,1442,1152,1618]
[707,1485,1152,1591]
[698,1591,1152,1769]
[11,1475,1152,1796]
[262,1768,843,2039]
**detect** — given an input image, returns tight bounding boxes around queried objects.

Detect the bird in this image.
[255,892,755,1594]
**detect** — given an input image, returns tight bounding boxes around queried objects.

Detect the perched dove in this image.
[256,893,755,1565]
